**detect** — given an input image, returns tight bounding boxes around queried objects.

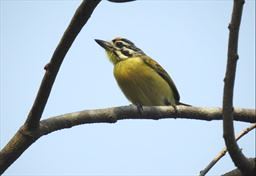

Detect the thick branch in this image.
[222,158,256,176]
[200,124,256,176]
[1,105,255,174]
[39,106,255,136]
[222,0,255,174]
[24,0,101,130]
[0,0,101,174]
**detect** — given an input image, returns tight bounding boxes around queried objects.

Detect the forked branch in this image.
[0,0,255,175]
[24,0,101,130]
[0,0,101,173]
[200,123,256,176]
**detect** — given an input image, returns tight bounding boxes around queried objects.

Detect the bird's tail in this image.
[177,102,191,106]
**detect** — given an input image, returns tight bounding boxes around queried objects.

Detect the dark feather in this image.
[141,55,180,103]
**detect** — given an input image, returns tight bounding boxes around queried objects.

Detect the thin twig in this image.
[222,0,255,174]
[199,123,256,176]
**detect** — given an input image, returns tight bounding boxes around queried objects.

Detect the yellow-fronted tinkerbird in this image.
[95,37,189,109]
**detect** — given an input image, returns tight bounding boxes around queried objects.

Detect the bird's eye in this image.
[115,42,124,48]
[121,50,132,57]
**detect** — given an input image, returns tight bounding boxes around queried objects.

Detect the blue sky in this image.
[0,0,255,175]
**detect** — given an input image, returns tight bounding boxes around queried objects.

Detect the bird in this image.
[95,37,189,110]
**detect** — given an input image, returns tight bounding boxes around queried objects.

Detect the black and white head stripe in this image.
[112,38,145,58]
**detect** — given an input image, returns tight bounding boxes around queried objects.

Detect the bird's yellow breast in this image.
[113,57,175,106]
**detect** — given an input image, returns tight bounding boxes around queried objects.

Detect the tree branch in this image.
[0,0,101,174]
[1,105,255,174]
[38,106,255,136]
[223,0,255,174]
[222,158,256,176]
[199,123,256,176]
[108,0,136,2]
[24,0,101,130]
[39,106,255,137]
[1,0,255,175]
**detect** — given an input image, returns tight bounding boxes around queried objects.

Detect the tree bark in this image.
[222,0,255,175]
[0,0,101,174]
[1,105,255,174]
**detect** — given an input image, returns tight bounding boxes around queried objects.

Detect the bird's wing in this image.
[141,55,180,102]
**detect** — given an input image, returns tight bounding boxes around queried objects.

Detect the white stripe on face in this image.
[114,50,129,59]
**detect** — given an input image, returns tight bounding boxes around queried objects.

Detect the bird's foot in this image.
[172,105,178,113]
[130,103,143,114]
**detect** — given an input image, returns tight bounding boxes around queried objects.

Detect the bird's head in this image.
[95,37,145,64]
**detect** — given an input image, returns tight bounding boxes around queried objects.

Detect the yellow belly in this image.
[113,57,176,106]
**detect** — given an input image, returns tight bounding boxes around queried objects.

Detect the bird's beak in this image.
[95,39,113,51]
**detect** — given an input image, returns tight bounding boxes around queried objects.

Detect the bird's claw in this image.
[130,103,143,114]
[172,105,178,113]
